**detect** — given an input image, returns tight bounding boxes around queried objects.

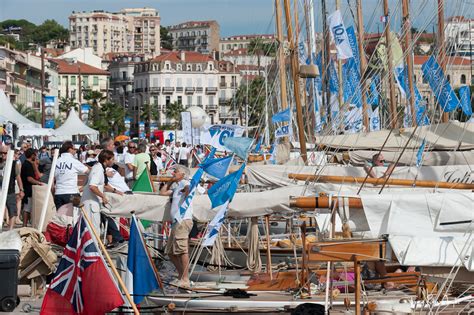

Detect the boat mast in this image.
[383,0,398,129]
[321,0,331,127]
[438,0,448,123]
[283,0,308,162]
[275,0,289,113]
[336,0,344,129]
[303,0,316,137]
[356,0,369,129]
[402,0,416,126]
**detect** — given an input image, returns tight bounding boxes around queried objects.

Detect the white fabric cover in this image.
[361,192,474,270]
[0,90,41,129]
[246,164,474,188]
[53,109,99,139]
[314,121,474,151]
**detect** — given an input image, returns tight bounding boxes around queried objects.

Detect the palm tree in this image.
[141,102,160,137]
[83,90,106,126]
[165,101,185,129]
[234,77,266,137]
[14,103,41,123]
[58,97,79,115]
[248,38,277,71]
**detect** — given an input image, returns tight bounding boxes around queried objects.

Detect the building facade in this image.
[69,8,160,57]
[168,21,220,54]
[54,58,109,104]
[219,34,274,56]
[445,16,474,56]
[129,51,240,132]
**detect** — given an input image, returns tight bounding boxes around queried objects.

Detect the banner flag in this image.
[459,86,473,116]
[328,10,353,60]
[200,124,244,151]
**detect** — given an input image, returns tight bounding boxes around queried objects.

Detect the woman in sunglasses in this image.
[364,153,395,179]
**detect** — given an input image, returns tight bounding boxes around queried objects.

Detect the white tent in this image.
[53,108,99,141]
[0,90,53,137]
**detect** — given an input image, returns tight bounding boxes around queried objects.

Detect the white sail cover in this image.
[53,108,99,139]
[314,121,474,151]
[361,192,474,270]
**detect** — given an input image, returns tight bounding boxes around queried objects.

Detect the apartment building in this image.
[54,58,109,104]
[219,34,274,55]
[167,21,220,54]
[69,8,160,57]
[445,16,474,56]
[129,50,240,132]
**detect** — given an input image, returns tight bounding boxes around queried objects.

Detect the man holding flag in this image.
[159,165,193,288]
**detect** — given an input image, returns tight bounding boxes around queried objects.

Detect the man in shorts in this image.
[20,148,44,227]
[160,165,193,288]
[0,145,24,230]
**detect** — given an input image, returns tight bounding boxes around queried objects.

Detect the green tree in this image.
[141,102,160,137]
[94,102,126,137]
[58,97,79,115]
[14,103,41,123]
[234,77,266,136]
[83,90,106,127]
[32,20,69,46]
[160,26,173,50]
[0,35,18,49]
[248,38,277,70]
[164,101,185,129]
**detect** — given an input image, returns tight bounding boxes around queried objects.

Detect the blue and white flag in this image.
[367,76,380,106]
[200,124,244,151]
[271,108,290,123]
[422,56,459,113]
[275,124,292,138]
[346,26,360,68]
[328,10,353,60]
[126,216,160,304]
[177,168,204,223]
[315,53,339,93]
[370,106,380,131]
[199,156,232,180]
[202,164,245,246]
[416,139,426,168]
[222,137,253,160]
[342,58,362,108]
[458,86,473,116]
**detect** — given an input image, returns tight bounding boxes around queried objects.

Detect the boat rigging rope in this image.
[246,217,262,273]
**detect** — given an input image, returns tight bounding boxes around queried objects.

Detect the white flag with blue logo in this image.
[328,10,353,60]
[125,216,160,304]
[199,155,233,180]
[202,164,245,246]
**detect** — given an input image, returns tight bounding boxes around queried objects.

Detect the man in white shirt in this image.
[160,165,193,288]
[177,142,190,166]
[123,142,136,187]
[54,141,89,210]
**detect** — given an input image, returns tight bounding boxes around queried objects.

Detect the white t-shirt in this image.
[106,167,130,193]
[123,152,135,180]
[55,153,89,195]
[81,163,105,204]
[178,147,190,161]
[170,179,192,222]
[153,156,163,172]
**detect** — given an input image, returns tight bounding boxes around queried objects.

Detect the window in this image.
[177,96,182,104]
[196,64,202,71]
[197,96,202,106]
[152,78,158,87]
[166,96,171,106]
[71,76,76,85]
[165,78,171,87]
[93,76,99,86]
[208,96,214,105]
[186,64,192,71]
[165,62,170,70]
[177,64,182,71]
[461,74,466,84]
[177,78,183,88]
[187,95,192,105]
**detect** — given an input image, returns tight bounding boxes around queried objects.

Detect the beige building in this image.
[219,34,274,56]
[130,51,240,132]
[69,8,160,57]
[168,21,220,54]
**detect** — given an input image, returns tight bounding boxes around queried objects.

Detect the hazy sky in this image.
[1,0,473,36]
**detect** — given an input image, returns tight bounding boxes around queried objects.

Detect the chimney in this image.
[180,51,185,61]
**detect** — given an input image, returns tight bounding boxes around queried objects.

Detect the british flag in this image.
[48,217,99,313]
[41,216,124,315]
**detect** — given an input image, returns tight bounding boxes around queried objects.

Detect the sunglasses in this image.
[0,152,7,155]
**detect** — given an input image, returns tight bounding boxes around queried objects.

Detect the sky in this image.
[1,0,474,37]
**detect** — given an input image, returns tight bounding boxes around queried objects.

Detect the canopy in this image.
[0,90,41,129]
[53,108,99,139]
[314,121,474,151]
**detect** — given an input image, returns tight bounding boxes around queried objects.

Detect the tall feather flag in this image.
[459,85,473,116]
[202,163,245,246]
[271,108,290,123]
[125,215,161,305]
[222,137,253,160]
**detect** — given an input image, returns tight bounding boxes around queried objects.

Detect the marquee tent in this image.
[53,108,99,141]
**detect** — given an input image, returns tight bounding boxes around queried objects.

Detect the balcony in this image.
[135,88,144,92]
[185,87,195,94]
[205,87,218,94]
[176,86,184,93]
[219,110,239,118]
[162,87,175,94]
[110,77,132,83]
[231,82,238,89]
[196,87,203,93]
[206,105,218,111]
[219,98,227,105]
[149,87,161,93]
[219,82,227,88]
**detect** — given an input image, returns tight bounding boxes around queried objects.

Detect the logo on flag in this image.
[328,10,353,60]
[275,124,292,138]
[200,155,233,180]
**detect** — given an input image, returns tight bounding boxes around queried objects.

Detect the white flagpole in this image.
[38,149,59,232]
[0,149,14,231]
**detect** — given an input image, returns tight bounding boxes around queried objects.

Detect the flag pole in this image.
[79,206,140,315]
[132,214,165,294]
